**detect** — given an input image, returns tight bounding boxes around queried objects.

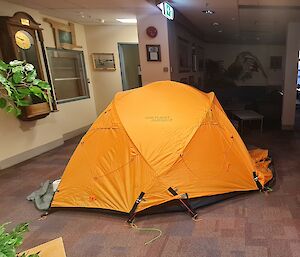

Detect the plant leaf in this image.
[0,98,7,108]
[28,254,40,257]
[12,66,24,73]
[0,252,8,257]
[17,88,31,96]
[32,79,41,86]
[16,99,30,107]
[15,107,21,117]
[26,70,37,83]
[41,91,48,102]
[0,60,8,71]
[37,81,50,89]
[5,105,14,113]
[14,223,29,234]
[29,86,42,95]
[12,71,23,84]
[0,73,7,84]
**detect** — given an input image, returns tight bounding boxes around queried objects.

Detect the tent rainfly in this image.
[51,81,274,222]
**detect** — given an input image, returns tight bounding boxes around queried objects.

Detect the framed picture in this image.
[178,37,190,73]
[91,53,116,71]
[44,18,81,49]
[146,45,161,62]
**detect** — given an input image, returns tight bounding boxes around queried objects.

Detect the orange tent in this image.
[52,81,273,220]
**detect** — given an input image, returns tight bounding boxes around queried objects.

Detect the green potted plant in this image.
[0,59,52,121]
[0,222,39,257]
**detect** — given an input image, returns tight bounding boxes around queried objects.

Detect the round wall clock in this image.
[15,30,32,50]
[146,26,158,38]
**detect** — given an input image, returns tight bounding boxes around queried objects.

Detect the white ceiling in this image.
[172,0,300,44]
[5,0,155,25]
[6,0,300,44]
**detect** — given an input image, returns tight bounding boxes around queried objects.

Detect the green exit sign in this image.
[158,2,174,20]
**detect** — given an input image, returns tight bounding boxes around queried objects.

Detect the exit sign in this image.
[158,2,174,20]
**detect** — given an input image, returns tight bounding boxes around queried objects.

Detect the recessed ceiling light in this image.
[202,10,215,15]
[256,37,260,40]
[116,18,137,24]
[231,17,236,21]
[218,30,223,33]
[212,22,220,26]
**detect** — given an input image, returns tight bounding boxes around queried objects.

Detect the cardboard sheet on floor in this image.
[19,237,66,257]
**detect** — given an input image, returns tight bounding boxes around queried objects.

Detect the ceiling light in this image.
[212,22,220,26]
[202,1,215,15]
[256,37,260,40]
[231,17,236,21]
[116,18,137,24]
[202,10,215,14]
[218,30,223,33]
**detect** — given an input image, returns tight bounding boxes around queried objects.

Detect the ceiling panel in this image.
[239,0,300,6]
[7,0,83,9]
[5,0,154,25]
[5,0,300,44]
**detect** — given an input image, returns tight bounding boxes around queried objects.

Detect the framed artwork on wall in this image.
[178,37,190,73]
[91,53,116,71]
[146,45,161,62]
[44,18,81,50]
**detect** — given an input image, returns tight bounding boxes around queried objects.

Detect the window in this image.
[47,48,89,103]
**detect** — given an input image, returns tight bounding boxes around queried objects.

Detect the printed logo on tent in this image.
[145,115,173,122]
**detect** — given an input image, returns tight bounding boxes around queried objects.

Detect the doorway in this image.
[118,43,142,91]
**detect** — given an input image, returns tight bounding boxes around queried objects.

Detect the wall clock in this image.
[146,26,158,38]
[0,12,45,79]
[0,12,58,110]
[15,30,32,50]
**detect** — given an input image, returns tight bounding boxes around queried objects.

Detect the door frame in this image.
[117,42,139,91]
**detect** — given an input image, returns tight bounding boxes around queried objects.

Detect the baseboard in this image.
[0,125,91,170]
[0,138,64,170]
[62,124,91,141]
[281,124,294,130]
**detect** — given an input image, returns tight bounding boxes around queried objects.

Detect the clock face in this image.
[146,26,158,38]
[15,30,32,50]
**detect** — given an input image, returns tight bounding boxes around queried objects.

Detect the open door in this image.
[118,43,142,91]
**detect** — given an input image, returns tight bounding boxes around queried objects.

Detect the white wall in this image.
[0,0,97,169]
[282,22,299,129]
[137,11,171,85]
[205,43,285,87]
[85,25,138,114]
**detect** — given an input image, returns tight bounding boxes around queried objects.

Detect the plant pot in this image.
[19,102,50,121]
